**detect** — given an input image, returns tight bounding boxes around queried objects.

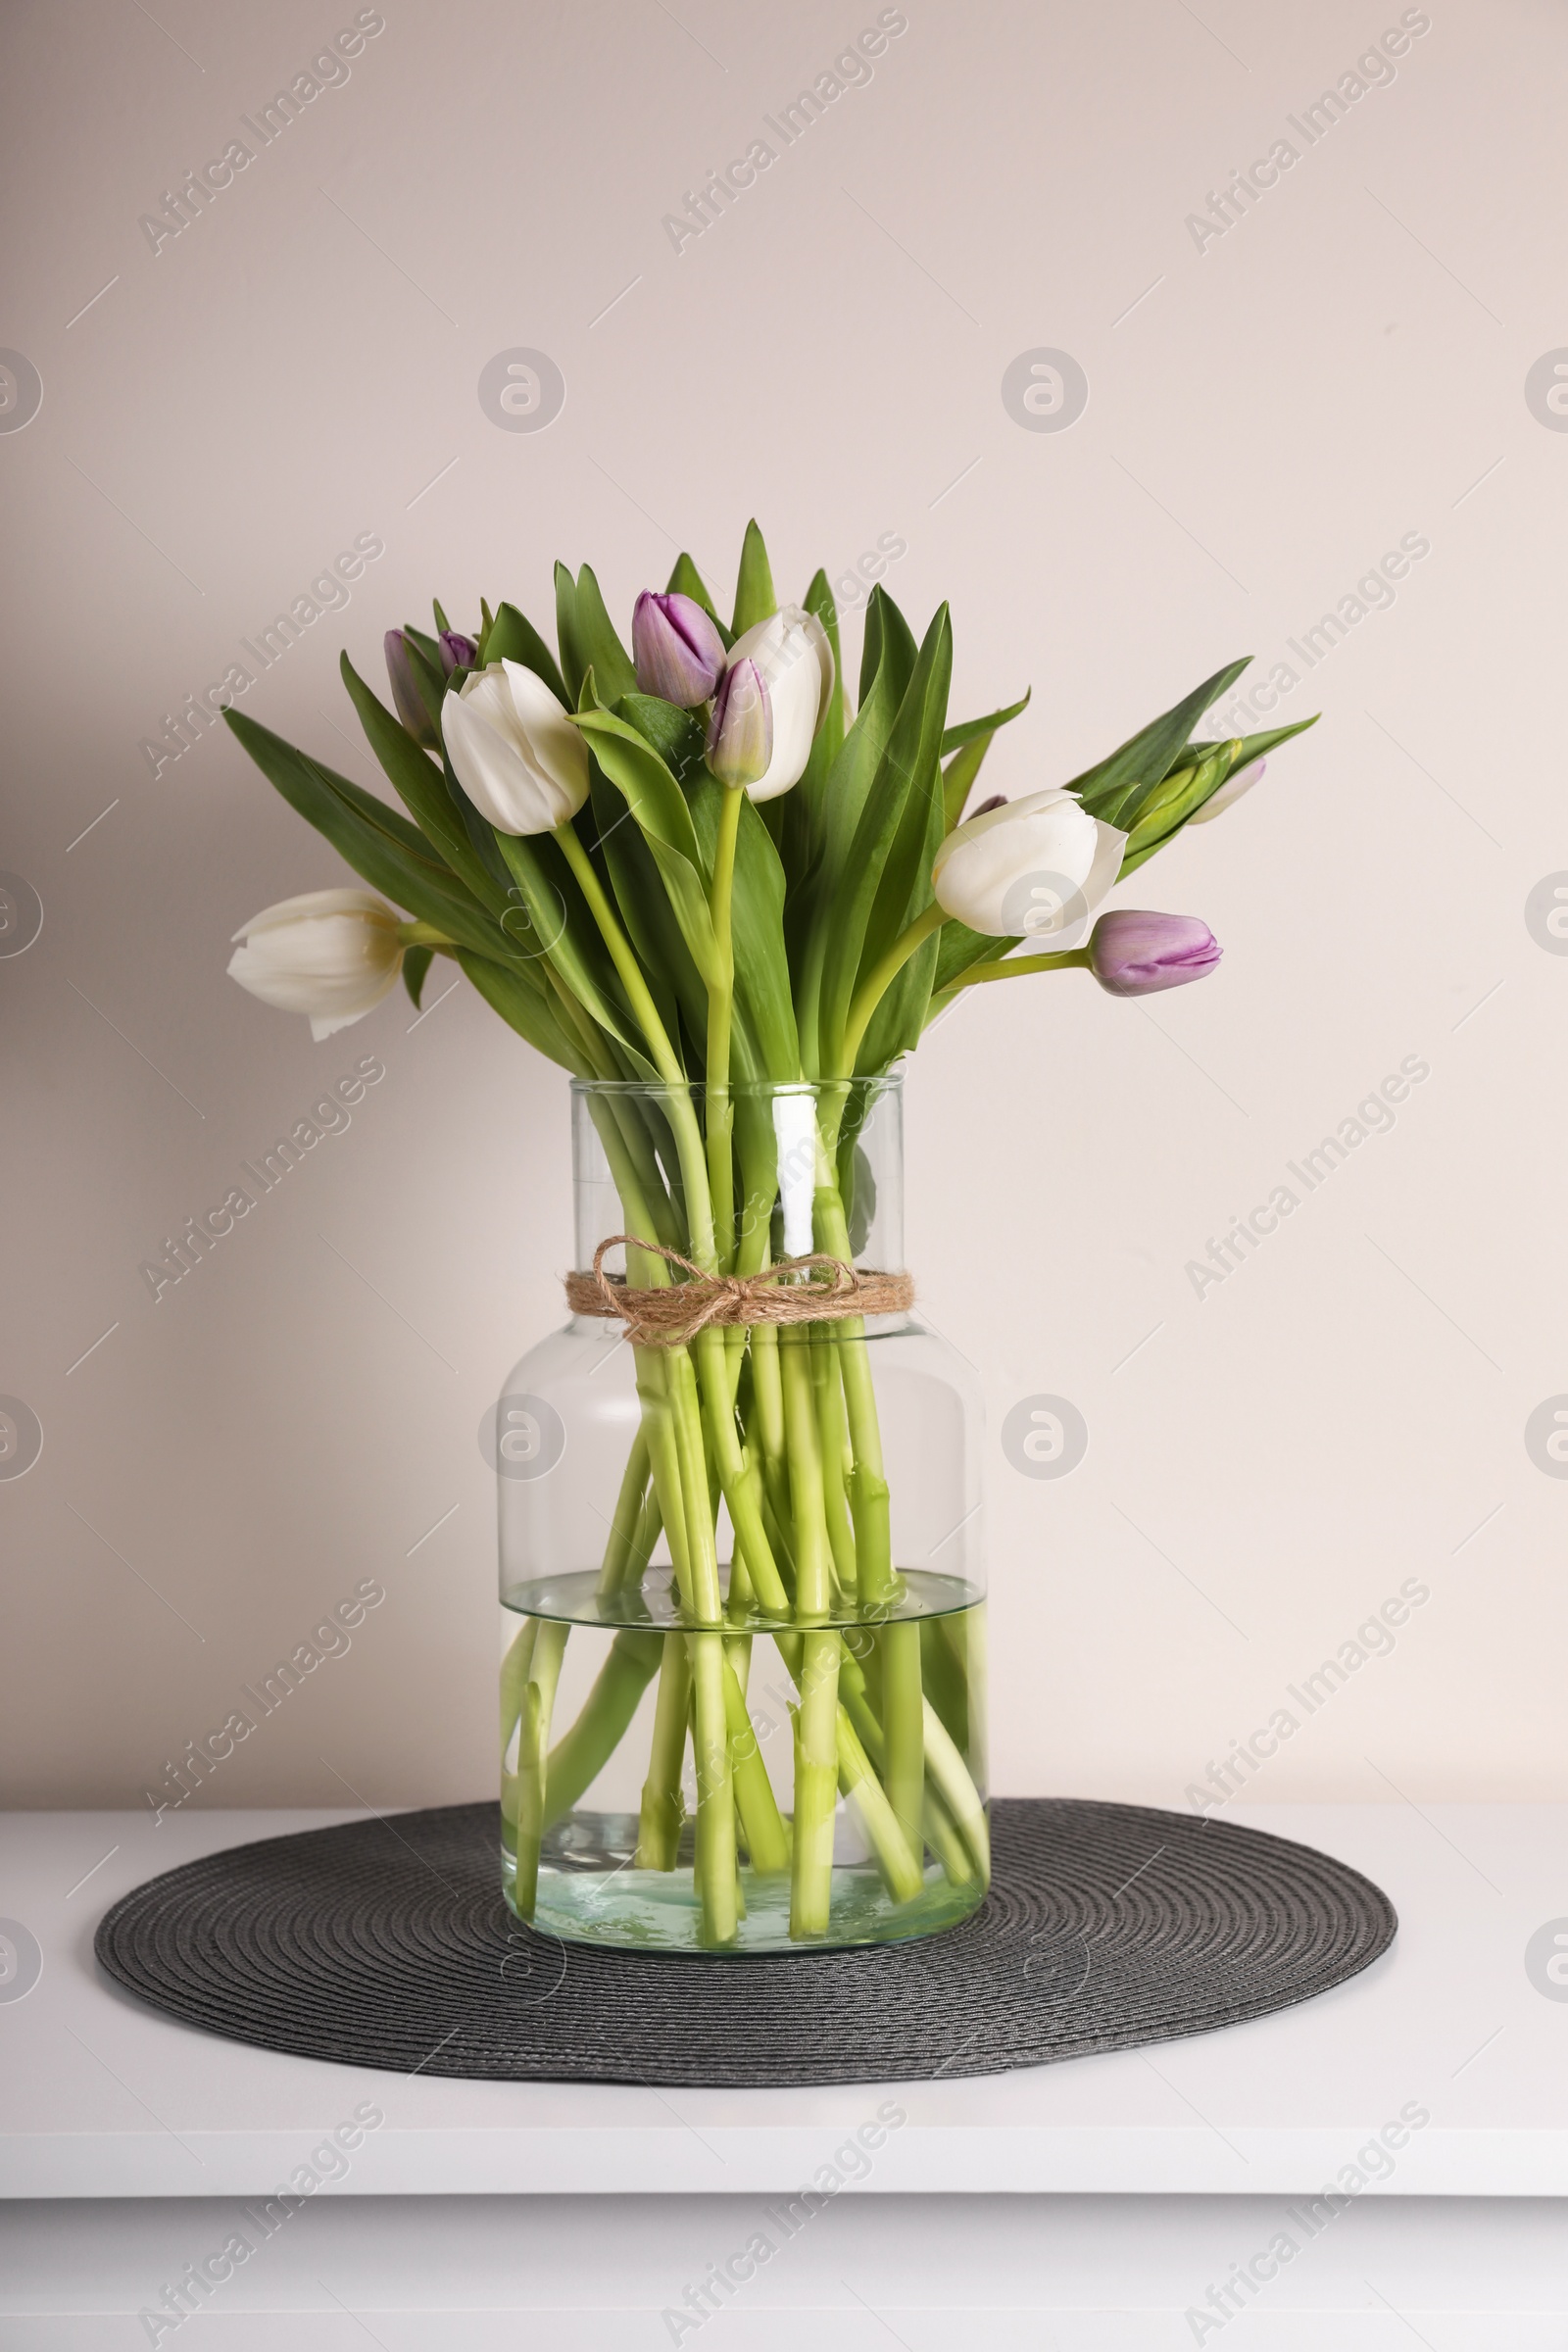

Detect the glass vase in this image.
[494,1075,987,1953]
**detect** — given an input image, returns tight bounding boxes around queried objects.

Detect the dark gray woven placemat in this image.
[94,1798,1396,2084]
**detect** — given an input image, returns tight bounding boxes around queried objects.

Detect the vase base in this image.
[502,1810,988,1953]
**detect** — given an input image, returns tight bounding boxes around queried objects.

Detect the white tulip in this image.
[932,789,1129,948]
[228,889,403,1042]
[441,660,590,835]
[725,604,835,802]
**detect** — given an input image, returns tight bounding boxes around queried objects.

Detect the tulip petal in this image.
[226,895,403,1039]
[727,605,834,801]
[442,662,588,834]
[1089,908,1221,996]
[1188,757,1265,824]
[931,790,1103,937]
[385,630,439,748]
[632,590,726,707]
[231,887,394,944]
[707,659,773,789]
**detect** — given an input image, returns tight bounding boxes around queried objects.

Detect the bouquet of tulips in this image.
[225,520,1312,1948]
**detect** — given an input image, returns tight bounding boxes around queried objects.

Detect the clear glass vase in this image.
[494,1075,987,1953]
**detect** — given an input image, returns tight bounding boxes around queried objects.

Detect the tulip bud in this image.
[932,789,1128,948]
[1188,757,1265,825]
[706,659,773,789]
[439,629,478,677]
[385,629,439,749]
[228,889,404,1041]
[631,591,726,708]
[1088,909,1221,997]
[724,604,835,801]
[442,660,591,835]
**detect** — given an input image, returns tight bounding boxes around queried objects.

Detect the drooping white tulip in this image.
[442,660,590,835]
[932,789,1128,948]
[724,604,835,802]
[228,889,403,1041]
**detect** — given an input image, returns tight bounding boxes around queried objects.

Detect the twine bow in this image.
[564,1235,914,1348]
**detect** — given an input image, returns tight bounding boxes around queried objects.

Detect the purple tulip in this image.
[969,794,1007,818]
[706,659,773,789]
[1088,909,1221,997]
[384,629,438,749]
[439,629,478,676]
[632,590,727,708]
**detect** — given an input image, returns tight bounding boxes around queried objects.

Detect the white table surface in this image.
[3,1802,1564,2203]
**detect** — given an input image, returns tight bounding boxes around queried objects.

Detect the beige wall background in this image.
[3,0,1564,1824]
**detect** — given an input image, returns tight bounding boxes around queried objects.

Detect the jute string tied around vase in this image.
[564,1235,915,1349]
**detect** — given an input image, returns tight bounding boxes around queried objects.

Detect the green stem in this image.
[555,818,717,1269]
[780,1331,833,1616]
[837,900,946,1076]
[543,1630,663,1826]
[554,822,684,1086]
[836,1703,923,1902]
[499,1618,539,1829]
[878,1620,926,1865]
[724,1652,791,1873]
[840,1671,970,1887]
[922,1695,990,1884]
[811,1338,858,1606]
[664,1343,736,1945]
[689,1630,737,1943]
[951,947,1090,988]
[813,1193,894,1607]
[511,1620,568,1919]
[706,785,743,1273]
[696,1328,789,1615]
[791,1628,841,1936]
[596,1433,652,1597]
[779,1327,841,1936]
[637,1634,692,1868]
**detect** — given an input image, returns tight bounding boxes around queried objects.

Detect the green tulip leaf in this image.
[818,602,953,1073]
[456,949,583,1073]
[689,773,799,1080]
[1117,714,1319,875]
[402,945,433,1007]
[339,655,514,915]
[481,602,569,707]
[572,565,639,704]
[940,732,993,831]
[590,769,703,1054]
[490,827,652,1071]
[616,693,707,785]
[555,562,587,705]
[574,699,719,985]
[940,689,1029,758]
[222,710,505,959]
[731,518,777,637]
[932,918,1019,995]
[1070,658,1252,830]
[1183,713,1320,773]
[665,554,733,648]
[858,581,918,713]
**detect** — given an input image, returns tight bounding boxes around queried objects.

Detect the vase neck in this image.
[569,1079,905,1277]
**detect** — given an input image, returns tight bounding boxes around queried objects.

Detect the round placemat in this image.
[95,1798,1396,2084]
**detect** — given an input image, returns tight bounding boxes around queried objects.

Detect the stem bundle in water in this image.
[500,1078,989,1952]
